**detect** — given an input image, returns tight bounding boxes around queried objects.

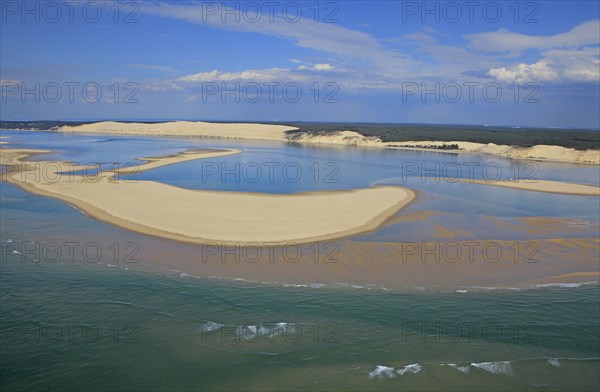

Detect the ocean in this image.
[1,130,599,391]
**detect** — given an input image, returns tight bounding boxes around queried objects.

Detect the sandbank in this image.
[1,147,414,245]
[457,179,600,196]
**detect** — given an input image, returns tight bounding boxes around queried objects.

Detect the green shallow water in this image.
[1,256,598,391]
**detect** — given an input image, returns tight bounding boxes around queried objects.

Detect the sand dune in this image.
[56,121,600,165]
[1,147,414,244]
[288,130,383,147]
[392,140,600,165]
[59,121,297,141]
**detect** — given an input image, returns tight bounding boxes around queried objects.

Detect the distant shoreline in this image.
[2,119,599,148]
[2,120,599,164]
[43,120,600,165]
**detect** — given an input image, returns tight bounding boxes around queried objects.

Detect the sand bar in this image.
[458,179,600,196]
[1,147,414,244]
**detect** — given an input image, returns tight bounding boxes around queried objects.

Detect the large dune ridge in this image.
[58,121,296,141]
[55,121,600,164]
[1,146,415,245]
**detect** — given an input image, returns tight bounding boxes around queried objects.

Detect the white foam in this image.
[179,272,192,277]
[547,358,560,367]
[235,322,297,340]
[4,238,12,243]
[471,361,512,375]
[397,363,421,376]
[535,282,597,288]
[447,363,470,374]
[272,322,297,336]
[236,325,258,339]
[201,321,223,332]
[455,290,468,293]
[369,365,396,379]
[464,286,522,291]
[351,285,370,290]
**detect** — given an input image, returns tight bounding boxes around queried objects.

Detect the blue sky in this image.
[1,0,599,128]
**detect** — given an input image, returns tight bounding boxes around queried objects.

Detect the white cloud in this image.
[297,63,334,71]
[466,20,600,53]
[488,61,560,83]
[137,3,599,91]
[177,68,300,83]
[140,2,384,60]
[176,63,336,85]
[488,47,599,83]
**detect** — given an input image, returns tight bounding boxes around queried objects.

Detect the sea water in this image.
[1,130,599,390]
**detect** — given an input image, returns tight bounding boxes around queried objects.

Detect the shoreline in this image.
[2,142,598,289]
[1,146,415,245]
[44,121,600,165]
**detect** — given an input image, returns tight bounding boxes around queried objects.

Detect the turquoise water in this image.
[1,253,598,391]
[1,130,599,390]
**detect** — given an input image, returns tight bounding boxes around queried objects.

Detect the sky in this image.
[1,0,599,128]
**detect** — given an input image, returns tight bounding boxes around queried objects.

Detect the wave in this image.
[457,281,599,293]
[198,321,298,341]
[369,365,396,379]
[447,363,470,374]
[547,358,560,367]
[534,281,598,288]
[367,357,600,379]
[471,361,512,375]
[369,363,421,379]
[165,269,598,293]
[397,363,421,375]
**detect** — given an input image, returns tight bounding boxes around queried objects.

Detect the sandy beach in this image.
[1,147,414,244]
[56,121,600,164]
